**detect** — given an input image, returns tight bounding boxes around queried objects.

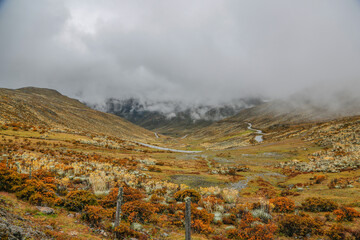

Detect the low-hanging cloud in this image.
[1,0,360,106]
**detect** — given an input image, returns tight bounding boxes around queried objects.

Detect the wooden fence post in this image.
[114,187,124,228]
[29,160,32,179]
[185,197,191,240]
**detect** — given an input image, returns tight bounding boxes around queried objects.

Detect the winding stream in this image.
[247,122,264,143]
[134,141,202,153]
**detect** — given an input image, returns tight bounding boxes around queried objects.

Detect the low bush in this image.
[334,207,360,222]
[114,223,147,240]
[192,205,214,225]
[231,203,252,219]
[278,214,322,238]
[174,189,201,203]
[81,205,111,227]
[223,214,237,225]
[325,224,350,240]
[0,165,25,192]
[14,179,58,206]
[121,200,157,223]
[301,197,338,212]
[226,212,276,240]
[314,175,326,184]
[348,227,360,240]
[102,186,144,208]
[269,197,295,213]
[166,202,214,229]
[192,219,214,235]
[64,190,98,211]
[201,195,224,212]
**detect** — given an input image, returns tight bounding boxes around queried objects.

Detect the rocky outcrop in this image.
[0,199,49,240]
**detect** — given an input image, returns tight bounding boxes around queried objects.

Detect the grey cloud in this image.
[1,0,360,106]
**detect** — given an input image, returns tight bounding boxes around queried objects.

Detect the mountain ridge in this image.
[89,97,264,136]
[0,87,155,141]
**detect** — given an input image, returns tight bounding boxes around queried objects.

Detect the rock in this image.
[225,225,236,231]
[131,222,143,232]
[9,225,24,239]
[45,225,53,230]
[36,206,55,215]
[0,222,11,239]
[100,229,107,237]
[69,231,78,236]
[213,211,223,223]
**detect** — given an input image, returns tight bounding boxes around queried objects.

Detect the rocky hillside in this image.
[0,87,155,141]
[188,96,360,150]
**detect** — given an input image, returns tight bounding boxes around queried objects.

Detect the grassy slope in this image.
[0,87,155,141]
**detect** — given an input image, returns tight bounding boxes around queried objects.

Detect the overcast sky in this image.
[1,0,360,105]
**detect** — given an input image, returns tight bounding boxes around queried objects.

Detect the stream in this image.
[247,122,264,143]
[134,141,202,153]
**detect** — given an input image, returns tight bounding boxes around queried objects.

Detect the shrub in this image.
[64,190,98,211]
[192,205,214,224]
[213,236,230,240]
[201,195,224,212]
[269,197,295,213]
[226,212,276,240]
[314,175,326,184]
[174,189,201,203]
[348,227,360,240]
[326,224,349,240]
[14,179,58,206]
[223,214,237,225]
[278,214,322,238]
[102,186,144,208]
[334,207,360,222]
[228,203,253,222]
[0,165,25,192]
[81,205,111,227]
[167,202,214,228]
[192,219,214,235]
[114,223,147,240]
[150,194,165,204]
[121,200,157,223]
[301,197,338,212]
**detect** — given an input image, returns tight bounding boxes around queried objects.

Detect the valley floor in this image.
[1,117,360,239]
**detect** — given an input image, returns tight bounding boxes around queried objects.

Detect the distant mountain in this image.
[89,98,264,136]
[0,87,155,141]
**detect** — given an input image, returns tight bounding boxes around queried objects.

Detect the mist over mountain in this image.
[88,97,263,136]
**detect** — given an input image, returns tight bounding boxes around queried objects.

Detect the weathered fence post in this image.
[185,197,191,240]
[29,159,32,179]
[114,187,124,228]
